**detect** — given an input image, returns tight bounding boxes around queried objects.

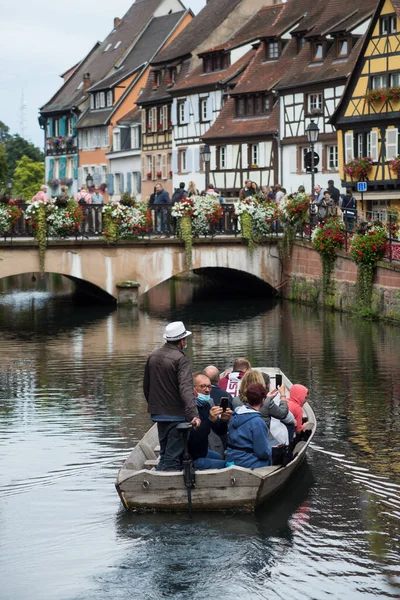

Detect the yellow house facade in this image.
[332,0,400,218]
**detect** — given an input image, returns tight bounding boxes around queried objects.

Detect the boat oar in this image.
[176,422,195,519]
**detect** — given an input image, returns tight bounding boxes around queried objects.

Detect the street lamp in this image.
[7,178,12,198]
[305,119,320,195]
[86,173,94,189]
[200,144,211,189]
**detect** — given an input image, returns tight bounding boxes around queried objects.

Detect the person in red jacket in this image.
[286,384,309,434]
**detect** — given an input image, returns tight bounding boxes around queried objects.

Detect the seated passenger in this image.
[227,383,272,469]
[188,372,232,470]
[286,384,309,437]
[231,368,264,409]
[219,358,251,396]
[203,365,234,408]
[260,372,295,443]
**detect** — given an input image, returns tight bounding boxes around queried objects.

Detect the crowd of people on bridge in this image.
[143,321,313,472]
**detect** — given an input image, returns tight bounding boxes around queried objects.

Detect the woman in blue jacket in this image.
[227,383,272,468]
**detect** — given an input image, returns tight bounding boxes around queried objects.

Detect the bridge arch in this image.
[0,239,282,302]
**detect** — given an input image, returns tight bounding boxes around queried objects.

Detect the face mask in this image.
[197,393,211,404]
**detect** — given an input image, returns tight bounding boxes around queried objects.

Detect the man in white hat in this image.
[143,321,200,471]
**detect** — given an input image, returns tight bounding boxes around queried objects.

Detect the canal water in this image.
[0,275,399,600]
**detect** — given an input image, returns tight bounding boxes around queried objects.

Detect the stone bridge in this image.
[0,238,283,302]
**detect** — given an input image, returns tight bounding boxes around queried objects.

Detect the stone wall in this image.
[285,241,400,322]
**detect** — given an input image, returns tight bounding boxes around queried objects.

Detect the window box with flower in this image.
[343,156,373,180]
[146,172,152,180]
[156,171,163,178]
[364,86,400,104]
[388,155,400,176]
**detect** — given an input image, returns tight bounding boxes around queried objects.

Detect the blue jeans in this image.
[194,450,226,470]
[156,208,168,233]
[156,421,184,471]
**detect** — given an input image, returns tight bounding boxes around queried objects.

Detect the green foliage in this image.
[312,218,346,297]
[0,143,8,187]
[12,156,45,200]
[240,212,255,251]
[0,121,9,143]
[179,214,193,268]
[36,204,47,273]
[278,225,296,262]
[5,134,44,178]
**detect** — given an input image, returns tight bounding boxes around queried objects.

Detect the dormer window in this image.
[153,71,160,87]
[235,94,269,118]
[297,37,305,53]
[202,52,230,74]
[167,67,176,84]
[312,42,324,61]
[380,14,397,35]
[268,41,279,59]
[337,38,349,57]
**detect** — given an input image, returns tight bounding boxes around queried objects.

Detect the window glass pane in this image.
[268,42,279,59]
[390,16,397,33]
[314,44,323,60]
[390,73,400,86]
[339,40,348,56]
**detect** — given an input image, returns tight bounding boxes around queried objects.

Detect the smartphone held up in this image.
[275,373,282,388]
[220,397,229,412]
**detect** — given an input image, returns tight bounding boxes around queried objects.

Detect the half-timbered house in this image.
[137,0,276,200]
[332,0,400,216]
[277,0,376,194]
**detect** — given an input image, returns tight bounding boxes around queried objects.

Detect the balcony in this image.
[46,145,78,156]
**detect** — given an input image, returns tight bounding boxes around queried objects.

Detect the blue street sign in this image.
[357,181,367,192]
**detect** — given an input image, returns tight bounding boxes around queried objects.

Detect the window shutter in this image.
[78,167,83,187]
[73,155,78,180]
[172,150,178,174]
[127,172,132,193]
[370,130,379,161]
[344,133,354,160]
[161,154,167,179]
[71,115,77,131]
[172,102,178,126]
[141,109,146,131]
[206,96,213,122]
[141,158,146,181]
[59,157,66,179]
[258,143,265,167]
[184,101,190,124]
[193,98,199,124]
[185,148,192,172]
[48,118,54,138]
[48,158,54,181]
[194,147,200,172]
[121,128,131,150]
[386,128,398,160]
[137,172,141,194]
[106,173,114,195]
[162,105,168,130]
[152,107,158,132]
[59,117,67,136]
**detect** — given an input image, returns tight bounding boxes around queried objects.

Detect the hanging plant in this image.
[349,225,387,316]
[234,199,257,251]
[47,199,84,238]
[171,199,195,267]
[388,156,400,176]
[312,218,346,298]
[25,198,53,272]
[387,209,399,239]
[277,192,311,261]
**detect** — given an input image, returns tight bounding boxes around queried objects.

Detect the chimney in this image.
[114,17,121,28]
[83,73,91,92]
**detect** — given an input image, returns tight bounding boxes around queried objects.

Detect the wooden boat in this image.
[115,368,316,513]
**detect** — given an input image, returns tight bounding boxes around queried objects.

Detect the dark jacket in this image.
[327,185,340,204]
[154,189,171,205]
[171,188,187,204]
[188,400,227,460]
[342,194,357,215]
[227,406,271,468]
[143,343,198,421]
[239,187,253,201]
[210,385,233,410]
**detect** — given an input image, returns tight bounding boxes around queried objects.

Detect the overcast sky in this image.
[0,0,206,148]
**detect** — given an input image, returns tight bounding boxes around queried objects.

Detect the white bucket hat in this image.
[163,321,192,342]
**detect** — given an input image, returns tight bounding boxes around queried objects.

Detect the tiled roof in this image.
[206,2,304,53]
[117,106,141,125]
[303,0,377,38]
[151,0,243,65]
[40,0,165,113]
[76,108,114,129]
[230,37,298,96]
[203,98,279,142]
[170,48,256,94]
[276,34,364,90]
[137,58,191,106]
[89,12,186,92]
